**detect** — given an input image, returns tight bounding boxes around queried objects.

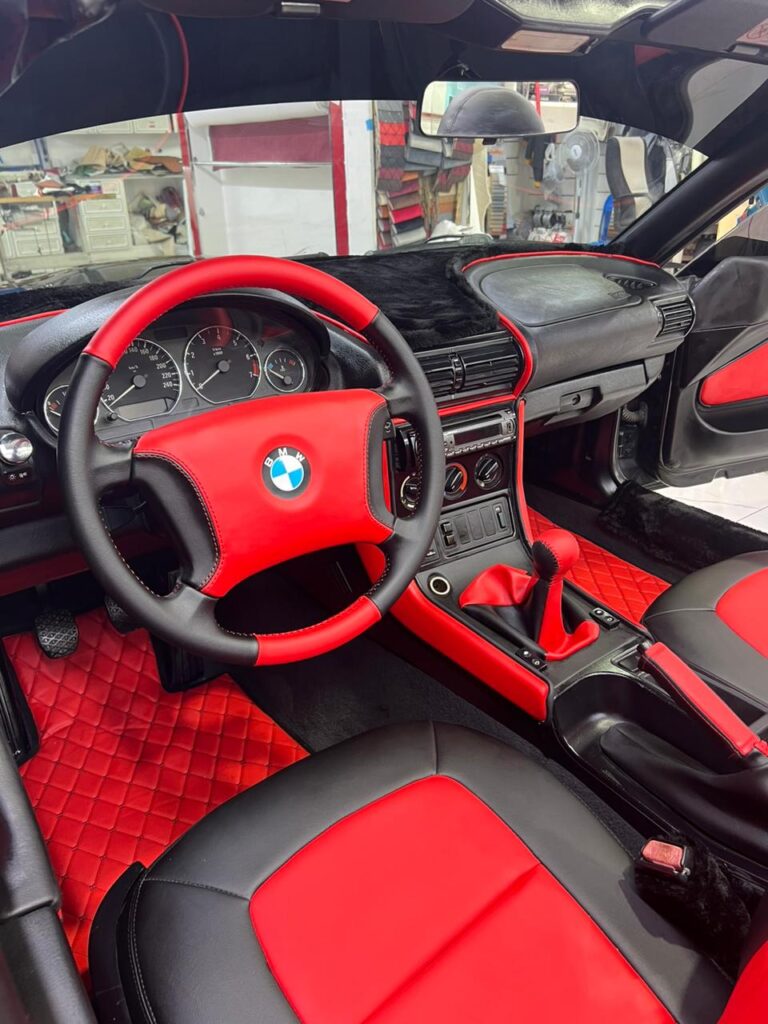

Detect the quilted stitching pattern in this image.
[5,609,305,976]
[529,509,669,624]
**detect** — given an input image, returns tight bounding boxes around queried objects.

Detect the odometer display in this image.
[184,326,260,404]
[102,339,181,422]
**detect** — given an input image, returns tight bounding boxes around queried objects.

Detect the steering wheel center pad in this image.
[134,389,394,597]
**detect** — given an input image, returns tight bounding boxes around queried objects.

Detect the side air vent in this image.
[606,274,658,292]
[416,332,522,401]
[653,295,695,338]
[417,351,457,397]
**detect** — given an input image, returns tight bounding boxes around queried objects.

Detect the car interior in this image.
[2,1,768,1022]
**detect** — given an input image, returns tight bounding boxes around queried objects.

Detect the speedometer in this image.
[102,339,181,422]
[184,326,260,404]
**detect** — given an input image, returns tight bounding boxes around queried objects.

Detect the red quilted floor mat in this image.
[5,610,306,976]
[528,508,669,624]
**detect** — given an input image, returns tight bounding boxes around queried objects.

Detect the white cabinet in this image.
[72,179,131,253]
[0,203,64,261]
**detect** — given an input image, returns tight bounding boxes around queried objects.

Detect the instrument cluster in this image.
[42,304,322,443]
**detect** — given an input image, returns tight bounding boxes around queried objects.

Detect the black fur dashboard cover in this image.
[0,241,608,351]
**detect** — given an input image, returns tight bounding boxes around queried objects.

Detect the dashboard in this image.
[40,303,325,444]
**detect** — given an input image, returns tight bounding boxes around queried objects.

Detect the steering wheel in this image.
[58,256,445,665]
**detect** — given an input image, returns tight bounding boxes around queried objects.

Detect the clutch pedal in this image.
[34,608,79,659]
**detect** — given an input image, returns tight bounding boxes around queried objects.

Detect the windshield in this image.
[0,100,702,289]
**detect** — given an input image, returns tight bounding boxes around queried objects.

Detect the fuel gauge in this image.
[43,384,69,434]
[265,348,307,393]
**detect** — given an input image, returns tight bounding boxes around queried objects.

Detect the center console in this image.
[391,402,644,713]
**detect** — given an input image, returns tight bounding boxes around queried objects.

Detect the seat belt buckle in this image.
[637,839,693,880]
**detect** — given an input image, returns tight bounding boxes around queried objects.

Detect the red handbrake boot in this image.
[459,528,599,661]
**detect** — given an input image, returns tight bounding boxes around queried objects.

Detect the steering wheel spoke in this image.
[92,442,134,494]
[378,378,414,420]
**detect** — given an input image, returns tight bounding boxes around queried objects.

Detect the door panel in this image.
[699,341,768,406]
[659,256,768,486]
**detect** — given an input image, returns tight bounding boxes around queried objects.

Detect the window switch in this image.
[440,522,457,548]
[494,503,507,530]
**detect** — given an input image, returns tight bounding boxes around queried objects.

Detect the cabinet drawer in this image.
[86,229,131,251]
[83,213,129,234]
[82,195,125,215]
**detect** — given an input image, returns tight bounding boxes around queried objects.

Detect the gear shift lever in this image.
[459,528,599,661]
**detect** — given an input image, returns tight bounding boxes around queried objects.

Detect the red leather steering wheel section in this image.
[84,255,379,368]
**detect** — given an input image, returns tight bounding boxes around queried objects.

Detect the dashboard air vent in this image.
[416,332,522,401]
[461,340,521,391]
[653,295,695,338]
[417,351,456,397]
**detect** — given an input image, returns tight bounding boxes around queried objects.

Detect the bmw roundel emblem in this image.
[262,447,310,498]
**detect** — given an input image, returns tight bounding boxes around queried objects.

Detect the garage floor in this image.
[658,471,768,533]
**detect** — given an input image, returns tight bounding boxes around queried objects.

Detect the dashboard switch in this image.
[0,432,33,466]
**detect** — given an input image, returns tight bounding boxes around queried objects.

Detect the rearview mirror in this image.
[420,80,579,138]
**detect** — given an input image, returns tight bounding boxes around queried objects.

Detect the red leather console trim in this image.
[528,509,669,624]
[642,642,768,758]
[515,398,533,543]
[716,568,768,658]
[256,596,381,666]
[719,944,768,1024]
[357,545,549,721]
[498,313,533,396]
[6,609,305,976]
[84,255,380,367]
[462,250,660,273]
[250,774,673,1024]
[135,389,393,597]
[700,343,768,407]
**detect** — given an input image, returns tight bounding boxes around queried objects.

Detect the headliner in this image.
[1,2,768,156]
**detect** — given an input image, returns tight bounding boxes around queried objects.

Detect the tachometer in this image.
[184,325,260,404]
[102,339,181,423]
[265,348,307,393]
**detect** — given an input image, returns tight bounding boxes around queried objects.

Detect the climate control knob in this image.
[444,462,468,500]
[475,452,504,490]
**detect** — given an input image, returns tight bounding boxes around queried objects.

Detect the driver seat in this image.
[96,722,757,1023]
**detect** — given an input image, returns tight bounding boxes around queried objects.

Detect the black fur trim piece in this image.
[0,241,609,351]
[599,481,768,576]
[635,833,763,979]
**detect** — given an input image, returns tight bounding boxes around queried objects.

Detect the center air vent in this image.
[653,295,695,339]
[461,340,521,391]
[416,332,522,401]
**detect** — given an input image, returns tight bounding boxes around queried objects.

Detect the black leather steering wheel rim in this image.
[58,256,445,665]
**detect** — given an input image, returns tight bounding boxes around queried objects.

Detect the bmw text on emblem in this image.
[262,447,311,498]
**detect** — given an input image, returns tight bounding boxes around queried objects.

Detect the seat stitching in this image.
[359,863,541,1024]
[142,877,248,901]
[128,875,159,1024]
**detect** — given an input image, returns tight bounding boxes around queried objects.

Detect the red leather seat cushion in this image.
[250,775,673,1023]
[716,568,768,658]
